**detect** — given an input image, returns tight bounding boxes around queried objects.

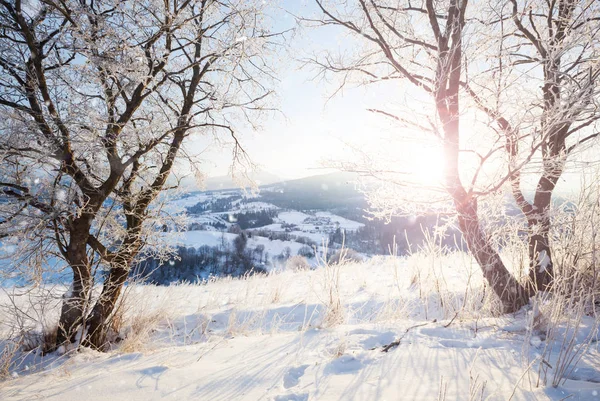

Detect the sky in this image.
[188,0,600,198]
[189,0,447,184]
[189,0,391,180]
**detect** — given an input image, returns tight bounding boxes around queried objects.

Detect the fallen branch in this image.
[380,322,431,352]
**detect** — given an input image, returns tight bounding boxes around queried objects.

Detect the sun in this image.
[402,141,446,188]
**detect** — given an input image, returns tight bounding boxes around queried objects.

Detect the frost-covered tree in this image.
[465,0,600,292]
[0,0,282,349]
[305,0,600,311]
[305,0,530,312]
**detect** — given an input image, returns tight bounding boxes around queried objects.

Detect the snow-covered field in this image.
[177,191,366,255]
[173,191,245,209]
[180,230,313,258]
[1,253,599,400]
[173,188,366,249]
[275,211,364,233]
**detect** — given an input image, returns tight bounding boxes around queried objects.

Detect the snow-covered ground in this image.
[278,211,312,225]
[179,230,313,259]
[164,186,368,259]
[171,192,232,208]
[314,212,364,231]
[229,201,279,213]
[1,253,599,400]
[176,190,364,246]
[275,211,364,232]
[271,211,364,237]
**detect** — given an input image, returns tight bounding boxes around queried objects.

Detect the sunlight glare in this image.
[411,145,445,187]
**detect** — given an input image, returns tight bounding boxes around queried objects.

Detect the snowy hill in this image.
[150,173,371,282]
[1,254,599,400]
[155,172,464,285]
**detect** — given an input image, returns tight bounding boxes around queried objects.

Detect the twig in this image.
[380,322,430,352]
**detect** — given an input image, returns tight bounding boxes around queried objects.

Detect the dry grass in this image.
[327,338,347,359]
[118,308,167,353]
[316,251,346,328]
[115,284,177,353]
[0,340,19,379]
[20,324,57,354]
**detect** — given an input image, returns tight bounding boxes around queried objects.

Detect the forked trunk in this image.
[456,197,529,313]
[509,177,555,294]
[54,216,95,349]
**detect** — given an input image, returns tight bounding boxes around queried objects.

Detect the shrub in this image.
[328,248,362,265]
[296,236,318,247]
[286,255,310,271]
[297,245,315,258]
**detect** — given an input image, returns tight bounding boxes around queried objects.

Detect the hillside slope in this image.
[1,254,599,400]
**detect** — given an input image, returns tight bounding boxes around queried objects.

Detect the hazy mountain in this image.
[176,171,284,192]
[259,171,366,211]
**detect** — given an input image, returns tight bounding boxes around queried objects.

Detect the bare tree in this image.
[304,0,530,312]
[0,0,282,350]
[83,1,282,346]
[464,0,600,292]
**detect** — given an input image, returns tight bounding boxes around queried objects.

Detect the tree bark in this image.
[83,264,129,350]
[55,246,92,347]
[53,211,98,349]
[526,172,561,292]
[528,232,553,291]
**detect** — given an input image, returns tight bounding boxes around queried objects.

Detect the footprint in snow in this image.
[138,365,169,376]
[283,365,309,389]
[325,354,363,375]
[136,366,169,390]
[273,393,309,401]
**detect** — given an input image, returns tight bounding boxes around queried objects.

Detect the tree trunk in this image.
[527,174,557,292]
[456,197,529,313]
[83,264,130,350]
[508,172,556,294]
[55,263,91,347]
[528,232,553,291]
[54,216,95,349]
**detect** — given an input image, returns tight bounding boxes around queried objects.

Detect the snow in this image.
[172,192,236,208]
[186,214,229,226]
[230,201,278,212]
[179,230,312,258]
[289,230,327,244]
[274,211,363,236]
[539,250,551,273]
[314,211,364,231]
[278,211,312,225]
[172,193,213,208]
[177,230,233,248]
[1,254,599,400]
[169,190,364,249]
[55,190,66,201]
